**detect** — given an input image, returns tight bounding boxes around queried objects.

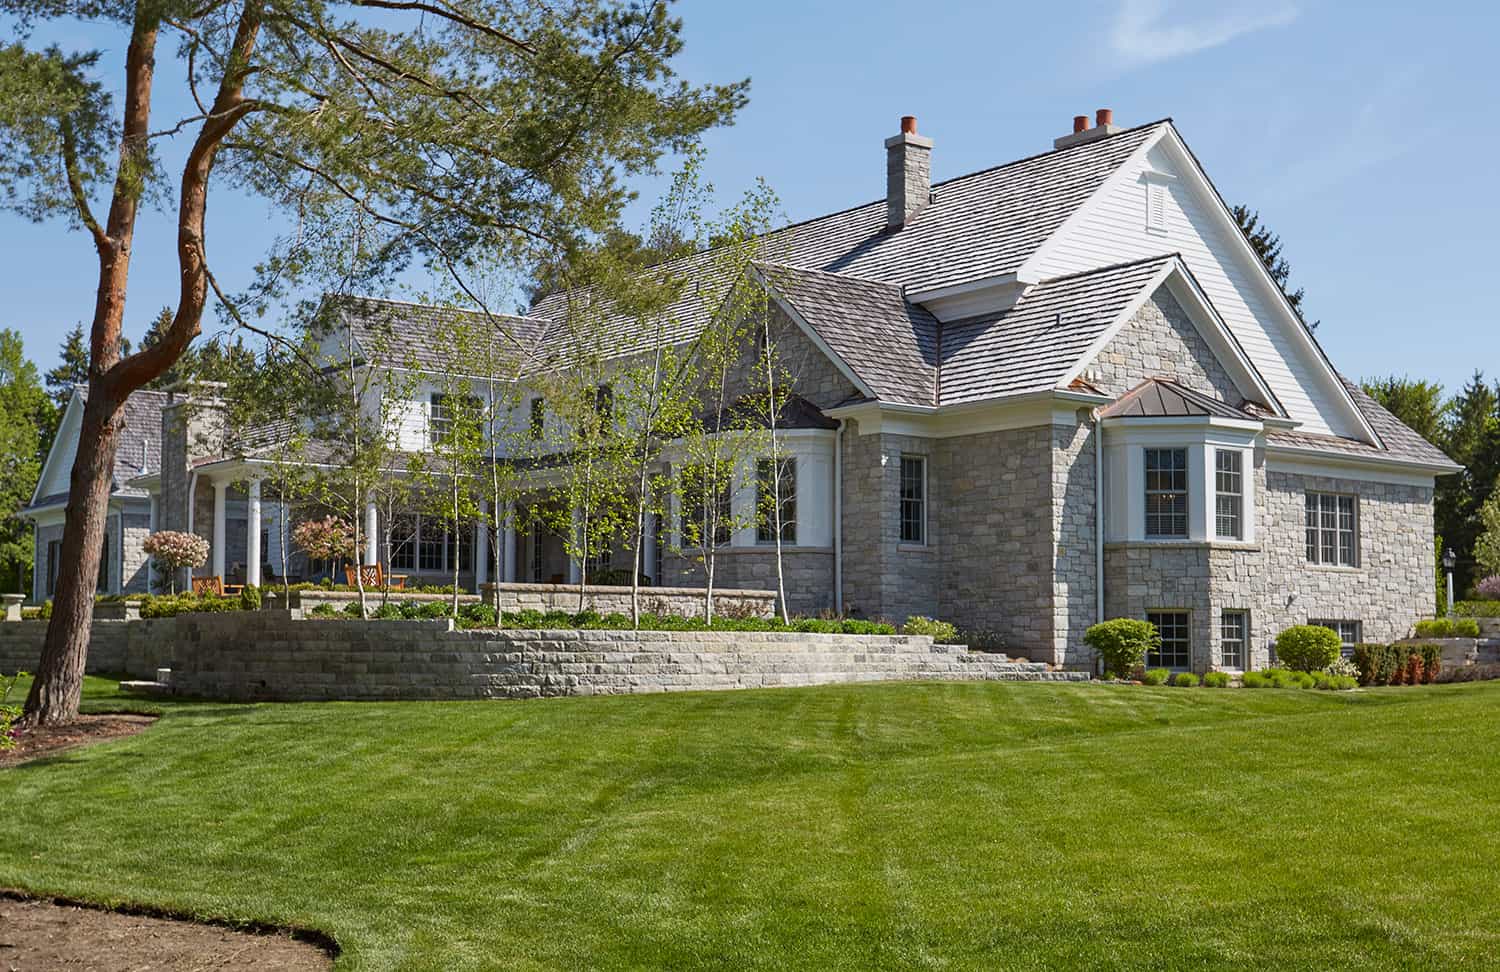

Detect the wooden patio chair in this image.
[191,575,225,597]
[345,564,406,590]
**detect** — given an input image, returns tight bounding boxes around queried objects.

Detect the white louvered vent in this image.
[1146,182,1169,235]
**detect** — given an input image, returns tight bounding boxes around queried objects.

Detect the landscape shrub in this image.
[372,603,403,620]
[459,603,498,628]
[39,600,52,620]
[1244,668,1313,690]
[0,671,23,751]
[238,586,262,612]
[1414,618,1454,638]
[1454,618,1481,638]
[139,593,240,618]
[1324,656,1360,679]
[1083,618,1160,680]
[1273,625,1342,672]
[902,616,959,642]
[1476,576,1500,601]
[1311,672,1358,691]
[1351,643,1441,686]
[1142,668,1170,686]
[342,602,364,618]
[1455,600,1500,617]
[1172,672,1200,687]
[309,603,340,618]
[1202,671,1230,688]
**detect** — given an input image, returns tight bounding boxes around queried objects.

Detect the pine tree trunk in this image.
[21,390,122,726]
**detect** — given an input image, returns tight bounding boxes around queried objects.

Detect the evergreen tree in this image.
[1231,205,1318,331]
[43,324,89,410]
[1437,371,1500,595]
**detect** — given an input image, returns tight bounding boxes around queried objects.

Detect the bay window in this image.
[1144,448,1188,538]
[1214,449,1243,540]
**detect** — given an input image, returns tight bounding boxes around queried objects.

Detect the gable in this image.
[1023,128,1369,440]
[33,390,83,504]
[1084,287,1244,405]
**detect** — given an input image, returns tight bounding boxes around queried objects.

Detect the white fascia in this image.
[1265,443,1459,485]
[825,389,1108,438]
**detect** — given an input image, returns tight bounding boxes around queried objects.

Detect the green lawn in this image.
[3,676,1499,970]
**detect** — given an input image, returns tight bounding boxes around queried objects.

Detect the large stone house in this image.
[23,111,1458,672]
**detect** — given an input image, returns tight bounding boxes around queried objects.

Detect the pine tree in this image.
[43,324,89,410]
[1437,371,1500,595]
[1231,205,1318,331]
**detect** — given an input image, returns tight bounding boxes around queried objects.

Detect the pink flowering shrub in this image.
[293,516,356,562]
[1476,575,1500,601]
[142,530,210,570]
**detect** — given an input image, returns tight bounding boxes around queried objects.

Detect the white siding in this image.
[36,395,83,500]
[1029,137,1363,439]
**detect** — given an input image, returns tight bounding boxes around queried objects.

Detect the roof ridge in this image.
[339,293,550,324]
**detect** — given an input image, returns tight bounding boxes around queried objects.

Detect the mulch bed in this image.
[0,714,158,768]
[0,893,333,970]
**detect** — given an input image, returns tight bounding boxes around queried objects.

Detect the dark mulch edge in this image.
[0,712,159,767]
[0,888,341,962]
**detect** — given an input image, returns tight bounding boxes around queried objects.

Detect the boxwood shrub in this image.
[901,616,959,642]
[1202,671,1230,688]
[1083,618,1160,680]
[1273,625,1342,672]
[1141,668,1170,686]
[1172,672,1200,687]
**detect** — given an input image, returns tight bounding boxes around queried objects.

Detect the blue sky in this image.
[4,0,1497,397]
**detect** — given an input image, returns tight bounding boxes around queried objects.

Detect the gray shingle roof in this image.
[526,122,1167,363]
[1264,377,1457,469]
[1100,377,1256,419]
[340,296,549,371]
[758,263,939,407]
[25,386,168,511]
[938,256,1175,405]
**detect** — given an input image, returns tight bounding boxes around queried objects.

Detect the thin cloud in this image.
[1109,0,1299,67]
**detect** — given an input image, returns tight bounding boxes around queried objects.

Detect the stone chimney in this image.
[1053,108,1120,150]
[886,115,933,229]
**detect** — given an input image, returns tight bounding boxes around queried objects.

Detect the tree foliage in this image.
[1,0,745,724]
[0,330,51,593]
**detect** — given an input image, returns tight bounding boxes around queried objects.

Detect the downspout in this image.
[834,419,844,616]
[1093,410,1105,674]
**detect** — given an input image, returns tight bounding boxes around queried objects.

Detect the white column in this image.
[246,478,262,587]
[475,500,490,589]
[364,501,379,566]
[568,505,582,584]
[146,493,159,593]
[211,479,228,579]
[502,502,517,583]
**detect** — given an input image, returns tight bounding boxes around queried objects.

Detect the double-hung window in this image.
[1305,492,1357,566]
[756,457,797,544]
[1220,611,1248,670]
[1310,619,1362,658]
[1215,450,1243,540]
[1148,611,1190,669]
[430,394,480,447]
[392,514,474,574]
[1145,448,1188,538]
[681,464,732,547]
[900,456,926,544]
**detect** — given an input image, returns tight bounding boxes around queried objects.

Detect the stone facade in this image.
[657,549,833,618]
[1102,458,1436,672]
[1088,289,1241,404]
[841,423,944,624]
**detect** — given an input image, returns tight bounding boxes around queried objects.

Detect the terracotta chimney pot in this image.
[1073,115,1089,134]
[901,115,918,135]
[1096,108,1113,128]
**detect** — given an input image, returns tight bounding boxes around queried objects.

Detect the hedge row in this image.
[1350,643,1442,686]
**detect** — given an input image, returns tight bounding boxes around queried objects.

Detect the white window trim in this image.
[1305,491,1359,568]
[1219,610,1249,672]
[1102,420,1258,545]
[1214,448,1245,541]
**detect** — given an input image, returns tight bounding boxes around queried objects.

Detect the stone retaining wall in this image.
[0,612,1085,701]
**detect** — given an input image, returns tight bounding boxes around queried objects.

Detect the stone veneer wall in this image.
[1102,459,1435,672]
[840,424,942,624]
[121,509,152,594]
[0,614,1087,698]
[295,582,780,619]
[933,425,1055,650]
[656,551,832,618]
[1088,289,1241,404]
